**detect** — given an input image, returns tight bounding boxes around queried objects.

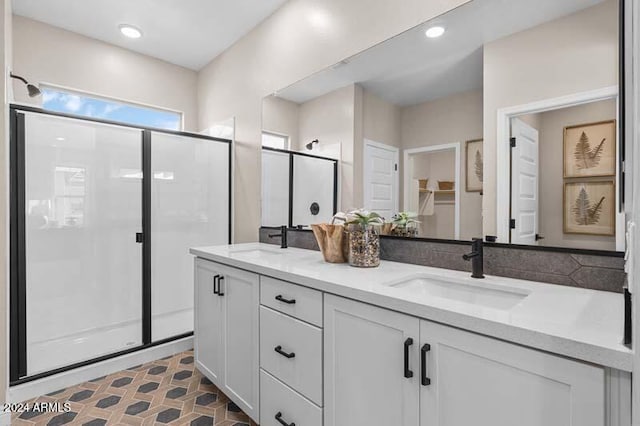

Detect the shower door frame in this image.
[9,104,233,385]
[261,146,339,228]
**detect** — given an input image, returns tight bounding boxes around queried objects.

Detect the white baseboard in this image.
[8,336,193,404]
[0,410,10,426]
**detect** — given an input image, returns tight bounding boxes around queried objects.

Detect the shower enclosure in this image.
[261,147,338,227]
[9,105,232,383]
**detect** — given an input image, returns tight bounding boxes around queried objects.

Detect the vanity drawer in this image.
[260,369,322,426]
[260,276,323,326]
[260,306,323,405]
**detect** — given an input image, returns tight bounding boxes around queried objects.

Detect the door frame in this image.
[363,139,400,216]
[495,85,623,250]
[403,143,461,240]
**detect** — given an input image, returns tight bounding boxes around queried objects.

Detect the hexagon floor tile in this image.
[11,350,257,425]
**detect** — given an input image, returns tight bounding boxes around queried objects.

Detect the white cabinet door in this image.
[324,294,420,426]
[219,263,260,421]
[194,259,224,385]
[419,320,605,426]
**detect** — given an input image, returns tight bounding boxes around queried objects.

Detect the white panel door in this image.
[262,150,290,227]
[220,263,260,421]
[364,140,398,219]
[194,259,224,384]
[151,132,230,341]
[292,154,336,226]
[23,112,143,375]
[510,118,539,245]
[420,319,605,426]
[324,294,419,426]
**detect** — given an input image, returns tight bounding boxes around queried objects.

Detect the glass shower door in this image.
[23,112,143,376]
[261,149,290,227]
[150,132,230,341]
[292,154,337,226]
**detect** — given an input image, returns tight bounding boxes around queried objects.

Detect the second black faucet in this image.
[268,225,288,249]
[462,238,484,279]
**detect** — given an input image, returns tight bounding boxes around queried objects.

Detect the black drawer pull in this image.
[404,337,414,379]
[274,345,295,359]
[421,343,431,386]
[213,275,220,295]
[218,276,225,296]
[275,412,295,426]
[275,295,296,304]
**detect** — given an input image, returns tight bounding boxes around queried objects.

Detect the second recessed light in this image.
[119,24,143,39]
[425,26,445,38]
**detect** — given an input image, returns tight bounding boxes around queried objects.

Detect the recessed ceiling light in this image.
[425,26,445,38]
[56,137,65,141]
[119,24,142,39]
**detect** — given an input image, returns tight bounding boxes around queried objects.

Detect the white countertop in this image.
[190,243,632,372]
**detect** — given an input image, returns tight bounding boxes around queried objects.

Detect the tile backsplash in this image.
[259,227,625,293]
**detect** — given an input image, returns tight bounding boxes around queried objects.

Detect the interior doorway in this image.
[403,143,461,240]
[363,139,399,220]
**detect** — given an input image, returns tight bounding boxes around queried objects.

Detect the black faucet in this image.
[268,225,288,249]
[462,238,484,279]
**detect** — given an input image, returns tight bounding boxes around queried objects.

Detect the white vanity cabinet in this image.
[419,320,604,426]
[259,276,324,426]
[191,249,625,426]
[324,293,420,426]
[194,259,260,421]
[324,294,606,426]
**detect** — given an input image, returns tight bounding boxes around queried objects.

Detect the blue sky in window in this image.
[42,88,181,130]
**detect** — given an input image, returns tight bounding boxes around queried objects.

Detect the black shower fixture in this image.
[305,139,319,150]
[10,73,41,97]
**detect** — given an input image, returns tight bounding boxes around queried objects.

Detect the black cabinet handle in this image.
[421,343,431,386]
[404,337,414,378]
[275,412,295,426]
[274,345,295,359]
[275,295,296,304]
[218,276,225,296]
[213,275,220,295]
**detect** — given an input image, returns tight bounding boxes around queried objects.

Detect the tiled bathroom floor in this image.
[12,350,257,426]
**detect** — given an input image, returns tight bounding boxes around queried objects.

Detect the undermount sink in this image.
[384,274,530,310]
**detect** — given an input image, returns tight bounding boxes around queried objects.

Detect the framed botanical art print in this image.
[563,120,616,178]
[465,139,483,192]
[563,180,615,236]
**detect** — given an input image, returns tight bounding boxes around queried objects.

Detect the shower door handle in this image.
[135,232,144,243]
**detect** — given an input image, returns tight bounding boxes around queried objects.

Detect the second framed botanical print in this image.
[563,180,615,236]
[563,120,616,178]
[465,139,483,192]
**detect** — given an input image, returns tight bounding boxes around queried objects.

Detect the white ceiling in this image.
[277,0,606,106]
[12,0,288,70]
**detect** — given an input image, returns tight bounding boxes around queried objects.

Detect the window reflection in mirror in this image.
[261,0,621,252]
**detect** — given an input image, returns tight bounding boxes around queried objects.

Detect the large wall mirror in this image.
[261,0,623,253]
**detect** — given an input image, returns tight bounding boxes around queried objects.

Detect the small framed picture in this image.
[465,139,483,192]
[564,120,616,178]
[563,180,615,236]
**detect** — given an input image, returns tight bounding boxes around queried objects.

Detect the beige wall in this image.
[529,99,617,250]
[361,88,401,148]
[197,0,470,242]
[262,95,299,149]
[400,89,484,240]
[12,16,199,131]
[483,0,618,236]
[1,0,10,408]
[298,85,356,209]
